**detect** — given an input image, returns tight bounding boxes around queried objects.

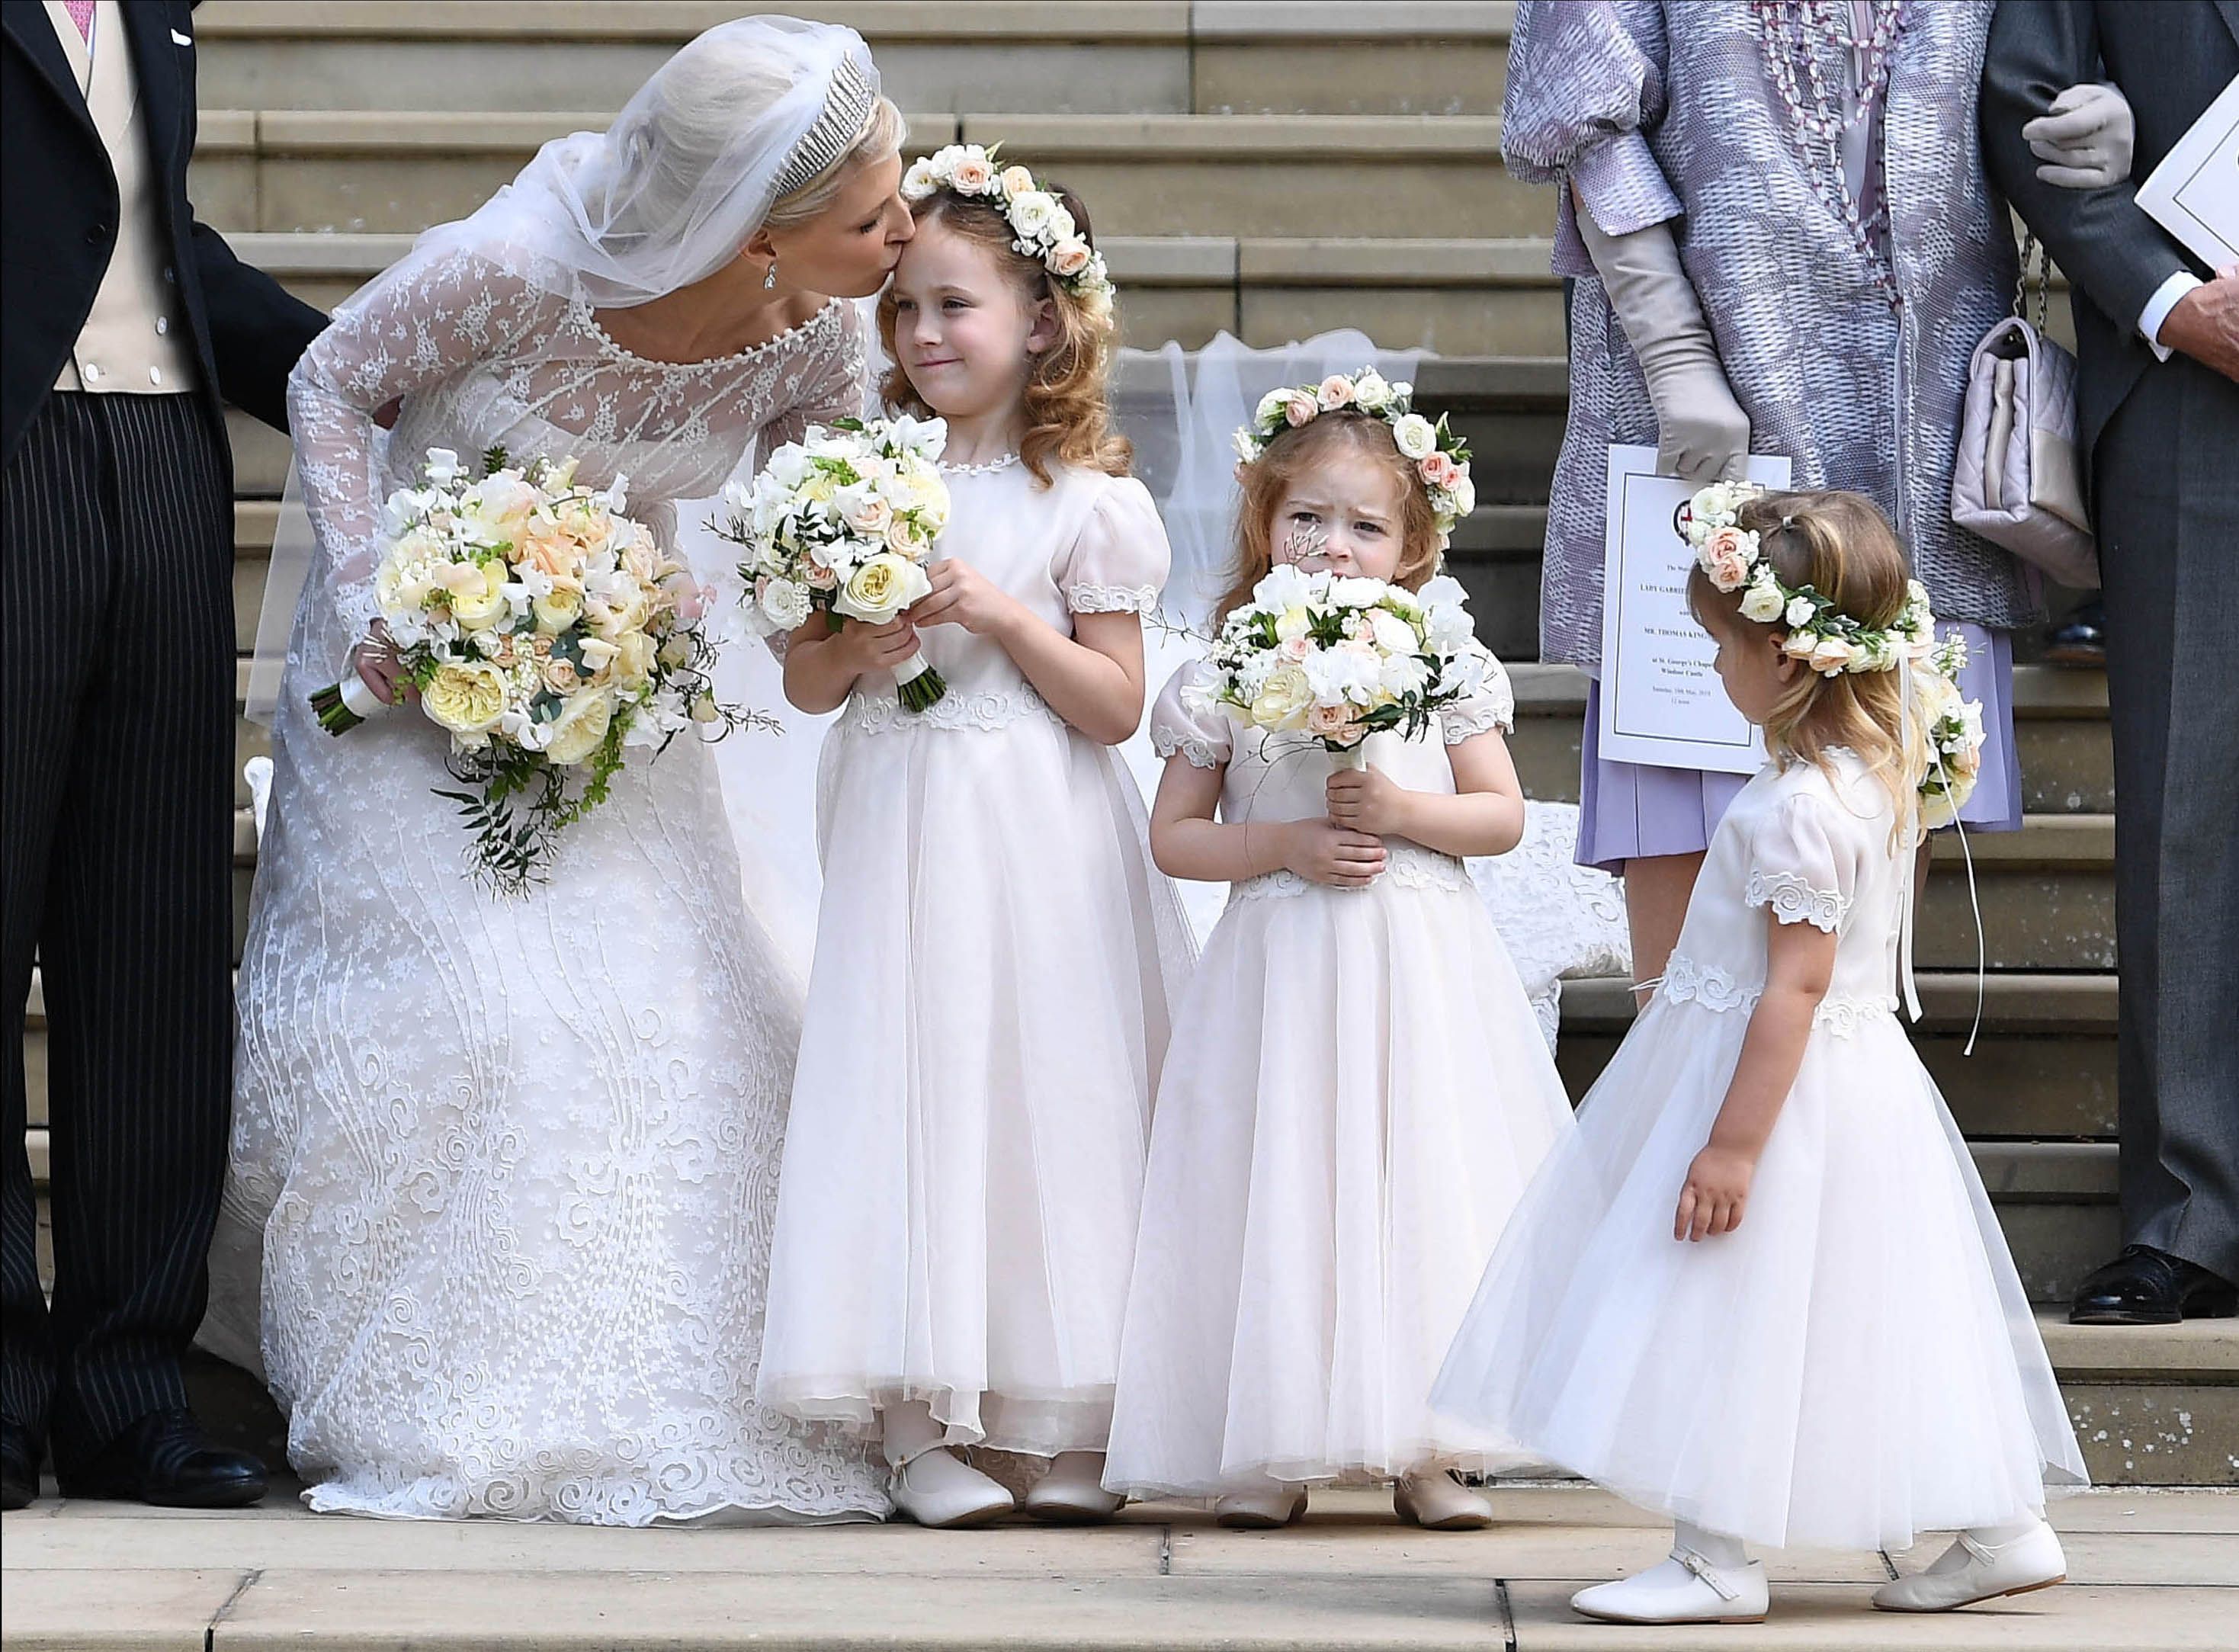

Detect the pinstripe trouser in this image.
[2,390,235,1464]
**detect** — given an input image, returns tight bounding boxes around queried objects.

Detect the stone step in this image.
[6,1485,2237,1652]
[229,229,1569,357]
[191,0,1512,116]
[20,1123,2114,1304]
[189,110,1541,239]
[223,354,1576,502]
[19,1142,2229,1493]
[22,961,2116,1144]
[1554,971,2118,1144]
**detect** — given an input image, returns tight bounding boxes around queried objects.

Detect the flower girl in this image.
[755,146,1192,1528]
[1102,377,1575,1529]
[1433,489,2086,1624]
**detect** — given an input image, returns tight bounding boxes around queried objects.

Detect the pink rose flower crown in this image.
[1230,367,1474,552]
[900,143,1116,322]
[1679,480,1936,678]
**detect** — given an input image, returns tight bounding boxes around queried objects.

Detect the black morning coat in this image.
[2,0,326,468]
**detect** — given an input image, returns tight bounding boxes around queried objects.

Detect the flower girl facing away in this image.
[754,147,1192,1528]
[1433,490,2087,1625]
[1101,382,1575,1529]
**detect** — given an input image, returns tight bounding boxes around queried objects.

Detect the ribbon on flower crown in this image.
[1899,651,1988,1054]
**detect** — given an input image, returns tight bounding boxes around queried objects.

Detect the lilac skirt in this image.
[1575,622,2023,874]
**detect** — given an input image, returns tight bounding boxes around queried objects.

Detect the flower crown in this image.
[1684,481,1935,676]
[1231,367,1474,550]
[900,143,1115,322]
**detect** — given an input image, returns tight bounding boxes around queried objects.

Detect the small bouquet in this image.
[311,445,733,893]
[1917,632,1986,829]
[1187,563,1492,768]
[714,415,951,711]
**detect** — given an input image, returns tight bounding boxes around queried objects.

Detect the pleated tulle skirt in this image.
[755,708,1192,1457]
[1103,877,1574,1497]
[1431,995,2087,1550]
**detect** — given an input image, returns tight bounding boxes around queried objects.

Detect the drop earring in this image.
[762,259,778,290]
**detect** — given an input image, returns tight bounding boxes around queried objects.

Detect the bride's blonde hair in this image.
[1688,489,1930,842]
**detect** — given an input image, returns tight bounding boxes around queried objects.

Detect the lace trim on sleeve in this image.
[1069,581,1161,616]
[1151,726,1225,769]
[1441,694,1515,743]
[1744,868,1849,932]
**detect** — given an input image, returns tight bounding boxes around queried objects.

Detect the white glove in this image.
[2023,82,2135,190]
[1573,203,1750,485]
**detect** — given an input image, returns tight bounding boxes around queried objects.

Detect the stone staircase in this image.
[21,0,2231,1496]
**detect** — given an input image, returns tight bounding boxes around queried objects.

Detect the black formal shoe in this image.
[2044,601,2106,668]
[2069,1245,2239,1326]
[1,1423,38,1510]
[56,1408,268,1508]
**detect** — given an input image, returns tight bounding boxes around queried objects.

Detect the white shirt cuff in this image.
[2138,272,2203,362]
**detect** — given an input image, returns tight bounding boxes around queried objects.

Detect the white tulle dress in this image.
[755,457,1196,1457]
[1102,659,1576,1499]
[1432,750,2087,1551]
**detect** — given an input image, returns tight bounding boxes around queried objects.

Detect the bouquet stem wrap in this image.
[891,646,946,712]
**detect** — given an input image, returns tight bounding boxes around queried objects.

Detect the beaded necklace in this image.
[1755,0,1908,299]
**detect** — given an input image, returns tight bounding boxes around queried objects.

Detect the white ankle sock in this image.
[880,1399,946,1468]
[1967,1516,2043,1546]
[1674,1519,1749,1567]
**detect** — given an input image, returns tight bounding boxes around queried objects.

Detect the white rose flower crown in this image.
[1231,367,1475,552]
[900,143,1115,322]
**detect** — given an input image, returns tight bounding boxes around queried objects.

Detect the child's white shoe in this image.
[1023,1451,1124,1523]
[1872,1519,2066,1612]
[1394,1469,1493,1530]
[887,1445,1015,1529]
[1214,1484,1308,1529]
[1570,1532,1769,1625]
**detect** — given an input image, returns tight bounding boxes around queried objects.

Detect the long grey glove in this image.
[1574,204,1750,484]
[2024,82,2135,190]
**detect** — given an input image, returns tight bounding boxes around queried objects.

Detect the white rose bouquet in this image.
[714,415,952,712]
[1187,564,1493,768]
[310,445,735,893]
[1917,632,1986,829]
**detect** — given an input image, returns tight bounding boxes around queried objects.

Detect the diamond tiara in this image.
[772,53,877,200]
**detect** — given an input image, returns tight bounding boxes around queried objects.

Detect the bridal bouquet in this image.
[310,445,731,893]
[714,415,951,711]
[1917,632,1986,829]
[1187,563,1492,767]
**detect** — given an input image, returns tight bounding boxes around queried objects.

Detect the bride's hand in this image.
[350,627,414,706]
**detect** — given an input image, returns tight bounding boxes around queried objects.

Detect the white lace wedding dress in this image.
[208,249,889,1523]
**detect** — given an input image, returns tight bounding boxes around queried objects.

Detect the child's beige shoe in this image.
[1394,1469,1493,1530]
[887,1445,1015,1529]
[1214,1484,1307,1529]
[1023,1451,1124,1523]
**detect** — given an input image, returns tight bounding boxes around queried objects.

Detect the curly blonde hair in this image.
[1216,413,1444,621]
[1688,489,1931,841]
[877,186,1129,489]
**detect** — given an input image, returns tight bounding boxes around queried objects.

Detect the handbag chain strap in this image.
[2013,231,2051,332]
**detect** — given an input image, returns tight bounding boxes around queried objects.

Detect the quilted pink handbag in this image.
[1950,236,2099,589]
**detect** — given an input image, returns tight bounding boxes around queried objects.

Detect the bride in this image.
[212,18,904,1524]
